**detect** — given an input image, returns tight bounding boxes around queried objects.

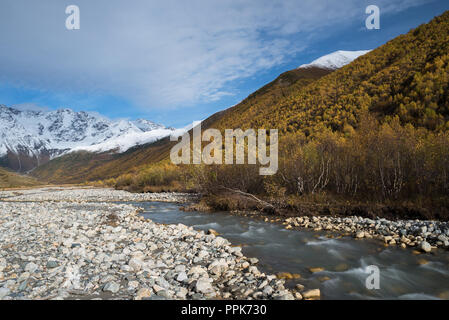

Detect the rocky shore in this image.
[283,215,449,252]
[0,188,294,300]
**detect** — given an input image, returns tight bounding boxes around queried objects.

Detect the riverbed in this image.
[135,201,449,300]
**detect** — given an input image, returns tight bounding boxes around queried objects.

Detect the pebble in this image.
[195,278,214,295]
[420,241,432,253]
[103,282,120,294]
[24,262,38,273]
[294,292,303,300]
[0,287,10,299]
[355,231,365,239]
[135,288,152,300]
[295,284,305,291]
[176,272,188,282]
[302,289,321,299]
[249,258,259,265]
[46,260,59,269]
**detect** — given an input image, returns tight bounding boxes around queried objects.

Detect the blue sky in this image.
[0,0,448,128]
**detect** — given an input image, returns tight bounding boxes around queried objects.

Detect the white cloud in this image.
[10,103,50,112]
[0,0,433,110]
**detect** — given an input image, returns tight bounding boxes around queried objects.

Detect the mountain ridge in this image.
[0,105,175,172]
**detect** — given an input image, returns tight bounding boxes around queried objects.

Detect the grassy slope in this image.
[0,167,41,189]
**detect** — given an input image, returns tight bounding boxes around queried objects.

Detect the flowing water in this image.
[132,201,449,300]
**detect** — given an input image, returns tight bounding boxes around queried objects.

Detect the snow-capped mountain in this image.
[0,105,176,171]
[132,118,166,132]
[298,50,371,70]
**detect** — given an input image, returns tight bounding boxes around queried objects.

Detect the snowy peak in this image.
[132,119,165,132]
[0,105,175,171]
[298,50,371,70]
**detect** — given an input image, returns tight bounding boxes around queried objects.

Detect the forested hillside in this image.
[32,11,449,218]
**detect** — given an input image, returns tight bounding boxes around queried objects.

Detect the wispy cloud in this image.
[10,103,50,112]
[0,0,434,110]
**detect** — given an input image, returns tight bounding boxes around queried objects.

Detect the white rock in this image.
[212,237,228,247]
[208,259,228,275]
[176,271,188,282]
[24,262,38,273]
[420,241,432,253]
[195,278,214,294]
[103,282,120,294]
[0,287,11,299]
[128,258,144,272]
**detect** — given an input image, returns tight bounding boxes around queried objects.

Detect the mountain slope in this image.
[0,106,174,172]
[0,167,41,188]
[32,138,174,183]
[32,66,333,183]
[212,11,449,135]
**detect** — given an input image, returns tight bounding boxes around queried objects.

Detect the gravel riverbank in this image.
[282,215,449,253]
[0,187,197,203]
[0,188,295,300]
